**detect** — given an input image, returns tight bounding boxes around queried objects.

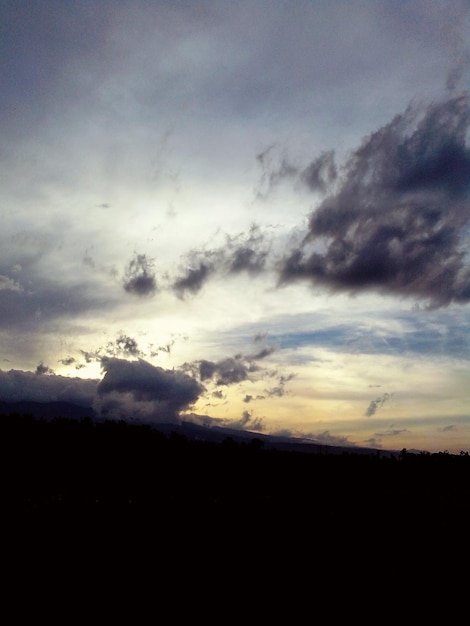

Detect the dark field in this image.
[3,412,468,605]
[5,413,468,525]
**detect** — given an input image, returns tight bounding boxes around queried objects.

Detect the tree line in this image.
[4,412,468,523]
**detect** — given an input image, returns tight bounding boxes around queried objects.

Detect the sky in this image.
[1,0,469,454]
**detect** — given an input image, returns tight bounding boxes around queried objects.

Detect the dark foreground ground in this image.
[3,412,469,608]
[5,413,468,525]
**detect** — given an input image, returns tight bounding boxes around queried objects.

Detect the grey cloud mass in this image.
[163,94,470,308]
[123,254,158,297]
[96,358,204,423]
[173,262,214,299]
[279,94,470,307]
[0,358,206,425]
[98,357,203,403]
[0,369,98,407]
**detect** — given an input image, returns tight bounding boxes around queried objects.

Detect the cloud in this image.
[0,358,205,426]
[255,145,299,198]
[73,334,185,371]
[303,430,354,448]
[97,357,204,422]
[35,362,54,375]
[59,357,77,367]
[0,278,116,333]
[197,356,255,386]
[109,334,141,358]
[365,392,393,417]
[173,262,214,299]
[0,275,22,292]
[249,346,275,360]
[300,151,338,193]
[0,368,98,406]
[172,224,270,299]
[256,147,337,196]
[439,424,457,433]
[225,224,270,275]
[374,427,409,438]
[123,254,158,297]
[217,408,265,433]
[265,373,296,398]
[160,94,470,310]
[278,93,470,308]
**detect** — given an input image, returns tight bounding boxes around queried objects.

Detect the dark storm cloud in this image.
[123,254,157,297]
[97,358,203,420]
[279,94,470,307]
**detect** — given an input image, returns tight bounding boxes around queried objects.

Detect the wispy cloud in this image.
[365,392,394,417]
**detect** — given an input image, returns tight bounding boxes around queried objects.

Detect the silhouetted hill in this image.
[0,399,396,456]
[0,400,98,421]
[154,419,399,456]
